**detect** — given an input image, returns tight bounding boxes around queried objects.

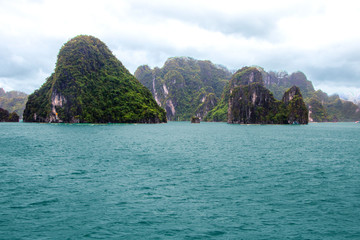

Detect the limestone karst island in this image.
[135,57,360,123]
[226,67,308,124]
[23,35,167,123]
[18,35,360,124]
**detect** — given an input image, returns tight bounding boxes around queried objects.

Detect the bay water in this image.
[1,122,359,239]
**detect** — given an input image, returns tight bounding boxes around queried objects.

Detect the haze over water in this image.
[1,122,359,239]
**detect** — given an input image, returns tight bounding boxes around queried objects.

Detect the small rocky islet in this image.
[0,107,19,122]
[226,67,308,124]
[18,35,359,124]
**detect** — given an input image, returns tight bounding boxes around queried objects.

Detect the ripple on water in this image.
[0,122,360,239]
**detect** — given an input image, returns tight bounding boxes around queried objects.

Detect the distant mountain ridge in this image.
[339,92,360,105]
[4,53,360,123]
[136,59,359,122]
[0,88,28,118]
[308,90,360,122]
[256,68,360,122]
[260,69,315,100]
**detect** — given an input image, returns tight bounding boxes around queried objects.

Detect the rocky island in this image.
[135,57,231,121]
[23,35,166,123]
[191,116,200,123]
[0,107,19,122]
[207,67,308,124]
[261,69,360,122]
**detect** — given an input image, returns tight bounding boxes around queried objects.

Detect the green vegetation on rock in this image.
[0,107,19,122]
[23,35,166,123]
[210,67,308,124]
[308,90,360,122]
[135,57,231,121]
[0,88,27,118]
[206,67,266,122]
[259,68,360,122]
[261,69,315,101]
[282,86,309,124]
[204,82,230,122]
[308,94,328,122]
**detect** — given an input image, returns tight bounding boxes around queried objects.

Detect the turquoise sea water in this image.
[1,122,360,239]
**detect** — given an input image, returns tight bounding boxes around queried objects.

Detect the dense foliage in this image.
[260,69,360,122]
[23,35,166,123]
[205,67,264,122]
[208,67,308,124]
[282,86,309,124]
[0,88,28,118]
[261,70,315,100]
[308,90,360,122]
[203,82,230,122]
[0,107,19,122]
[135,57,231,121]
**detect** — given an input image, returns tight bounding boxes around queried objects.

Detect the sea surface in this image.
[1,122,359,239]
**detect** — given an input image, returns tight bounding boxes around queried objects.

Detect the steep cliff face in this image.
[261,69,315,100]
[230,66,263,87]
[135,57,231,121]
[23,35,166,123]
[282,86,308,124]
[195,92,218,118]
[228,83,280,124]
[226,67,308,124]
[259,69,360,122]
[308,96,328,122]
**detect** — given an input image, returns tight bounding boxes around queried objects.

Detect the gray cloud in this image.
[307,65,360,88]
[130,4,276,38]
[0,0,359,97]
[128,0,322,39]
[0,35,62,93]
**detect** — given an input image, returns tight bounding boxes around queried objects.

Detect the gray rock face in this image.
[195,93,217,119]
[227,67,308,124]
[282,86,301,104]
[228,82,279,124]
[261,69,315,100]
[191,116,200,123]
[282,86,309,124]
[135,57,231,121]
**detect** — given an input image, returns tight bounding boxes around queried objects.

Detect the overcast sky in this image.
[1,0,360,100]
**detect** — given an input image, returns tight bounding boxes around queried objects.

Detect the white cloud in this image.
[0,0,359,97]
[11,55,25,64]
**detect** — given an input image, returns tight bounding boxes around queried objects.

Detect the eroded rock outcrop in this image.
[191,116,200,123]
[282,86,308,124]
[135,57,231,121]
[227,67,308,124]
